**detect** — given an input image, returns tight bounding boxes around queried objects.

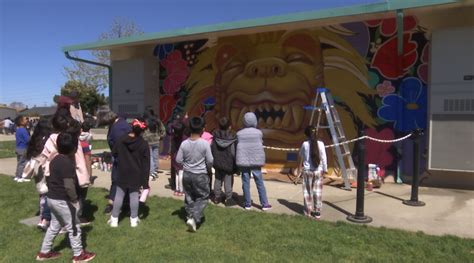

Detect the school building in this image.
[63,0,474,189]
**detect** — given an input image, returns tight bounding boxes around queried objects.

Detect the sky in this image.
[0,0,375,107]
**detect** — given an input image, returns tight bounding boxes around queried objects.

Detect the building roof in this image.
[62,0,460,52]
[20,106,57,117]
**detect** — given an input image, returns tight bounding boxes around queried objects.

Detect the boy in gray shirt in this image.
[176,117,213,232]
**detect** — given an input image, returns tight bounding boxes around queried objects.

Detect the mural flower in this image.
[376,80,395,97]
[366,16,417,37]
[365,128,394,170]
[417,43,430,83]
[160,50,190,95]
[371,33,418,79]
[159,95,177,123]
[378,77,427,132]
[154,44,174,60]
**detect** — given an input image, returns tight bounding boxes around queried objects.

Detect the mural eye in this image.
[285,52,313,64]
[224,60,244,72]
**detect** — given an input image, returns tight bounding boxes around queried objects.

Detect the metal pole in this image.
[403,129,426,206]
[347,130,373,223]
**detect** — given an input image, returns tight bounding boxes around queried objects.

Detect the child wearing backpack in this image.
[211,117,237,205]
[298,126,327,220]
[176,117,213,232]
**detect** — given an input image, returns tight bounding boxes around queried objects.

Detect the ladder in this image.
[305,88,356,190]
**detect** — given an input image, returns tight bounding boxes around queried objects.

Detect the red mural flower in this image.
[160,50,189,95]
[371,33,418,79]
[366,16,417,37]
[159,95,177,123]
[417,43,430,83]
[365,128,394,171]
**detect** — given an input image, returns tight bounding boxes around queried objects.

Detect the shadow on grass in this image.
[323,201,353,217]
[53,225,94,252]
[82,200,98,222]
[171,207,187,222]
[277,198,304,214]
[373,191,405,202]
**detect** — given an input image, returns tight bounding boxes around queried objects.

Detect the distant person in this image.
[171,122,185,196]
[3,117,14,134]
[236,112,272,211]
[166,113,185,190]
[80,121,95,184]
[36,132,95,262]
[201,124,214,194]
[298,126,327,220]
[143,110,166,180]
[176,117,213,232]
[103,111,131,214]
[108,119,150,228]
[211,117,237,205]
[14,115,30,182]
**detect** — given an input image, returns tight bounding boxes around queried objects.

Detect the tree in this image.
[58,80,107,115]
[63,17,144,92]
[9,101,27,111]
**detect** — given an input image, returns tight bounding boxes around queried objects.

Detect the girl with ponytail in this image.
[298,125,328,220]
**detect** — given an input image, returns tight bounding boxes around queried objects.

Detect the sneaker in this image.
[130,217,139,227]
[186,218,197,232]
[262,204,273,211]
[79,218,91,226]
[36,251,61,261]
[244,205,252,210]
[17,178,31,182]
[107,216,118,228]
[103,204,113,214]
[90,176,98,185]
[13,177,19,182]
[37,219,49,231]
[314,211,321,220]
[59,227,68,234]
[72,250,96,263]
[225,198,237,207]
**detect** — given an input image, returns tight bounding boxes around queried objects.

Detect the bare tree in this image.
[64,17,144,92]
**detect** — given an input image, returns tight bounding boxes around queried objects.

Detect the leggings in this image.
[112,186,139,218]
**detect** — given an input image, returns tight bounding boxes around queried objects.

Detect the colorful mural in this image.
[154,16,429,176]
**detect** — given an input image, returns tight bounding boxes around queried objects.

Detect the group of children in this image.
[13,105,328,260]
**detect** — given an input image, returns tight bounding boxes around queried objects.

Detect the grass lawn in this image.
[0,140,109,159]
[0,176,472,262]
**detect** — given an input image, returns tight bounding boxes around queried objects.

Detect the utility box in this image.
[429,26,474,172]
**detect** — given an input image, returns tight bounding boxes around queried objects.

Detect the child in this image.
[201,125,214,195]
[36,132,95,262]
[79,121,94,184]
[170,121,186,196]
[143,115,166,180]
[14,115,30,182]
[236,112,272,211]
[22,119,52,230]
[108,119,150,228]
[211,117,237,205]
[176,117,213,232]
[298,126,327,220]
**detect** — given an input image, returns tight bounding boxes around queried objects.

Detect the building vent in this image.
[118,104,138,114]
[443,99,474,112]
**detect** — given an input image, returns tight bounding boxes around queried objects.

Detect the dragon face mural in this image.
[156,17,429,174]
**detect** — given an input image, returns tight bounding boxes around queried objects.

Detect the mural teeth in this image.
[292,105,303,129]
[258,104,263,111]
[231,108,240,127]
[274,104,281,111]
[274,117,282,128]
[258,117,265,128]
[282,106,292,127]
[249,105,257,113]
[266,117,274,127]
[282,105,288,112]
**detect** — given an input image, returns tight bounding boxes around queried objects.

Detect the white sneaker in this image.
[186,218,196,232]
[130,217,139,228]
[13,177,19,182]
[17,178,31,182]
[107,216,118,228]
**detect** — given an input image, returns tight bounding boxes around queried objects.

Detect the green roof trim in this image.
[62,0,458,52]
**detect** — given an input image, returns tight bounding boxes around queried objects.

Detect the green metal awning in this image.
[62,0,460,52]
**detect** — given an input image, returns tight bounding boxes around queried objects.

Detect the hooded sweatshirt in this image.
[211,130,237,173]
[112,134,150,191]
[236,112,265,168]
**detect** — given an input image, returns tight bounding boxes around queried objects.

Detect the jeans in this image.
[150,144,160,173]
[240,167,269,207]
[109,158,119,201]
[39,195,51,221]
[214,169,233,200]
[15,148,27,179]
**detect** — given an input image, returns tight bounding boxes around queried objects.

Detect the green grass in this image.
[0,140,109,159]
[0,175,472,262]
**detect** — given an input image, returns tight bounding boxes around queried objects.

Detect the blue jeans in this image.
[150,144,160,173]
[241,167,269,207]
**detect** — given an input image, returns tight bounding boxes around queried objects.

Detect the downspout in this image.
[395,9,404,184]
[64,51,113,110]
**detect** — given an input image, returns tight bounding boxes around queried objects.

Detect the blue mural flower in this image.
[377,77,427,132]
[153,44,174,60]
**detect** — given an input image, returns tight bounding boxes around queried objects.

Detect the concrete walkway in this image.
[1,156,472,238]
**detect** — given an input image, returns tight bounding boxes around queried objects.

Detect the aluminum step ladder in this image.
[305,88,356,190]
